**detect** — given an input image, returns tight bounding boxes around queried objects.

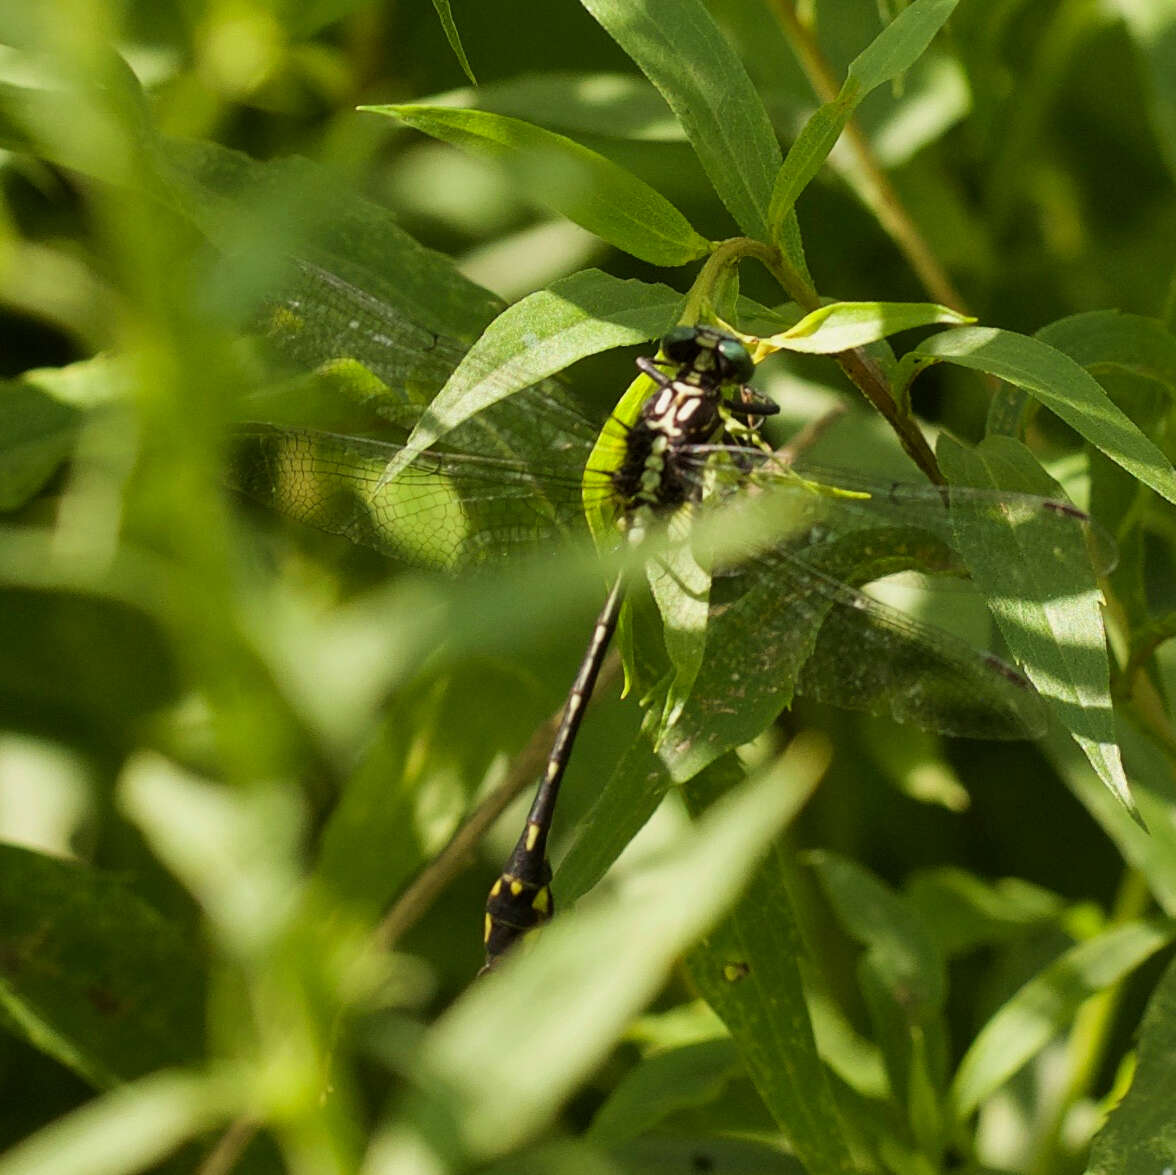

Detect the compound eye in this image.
[661,324,700,364]
[717,336,755,383]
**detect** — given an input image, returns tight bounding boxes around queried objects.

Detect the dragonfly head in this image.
[661,325,755,386]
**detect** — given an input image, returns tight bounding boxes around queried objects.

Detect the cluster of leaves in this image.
[2,2,1176,1174]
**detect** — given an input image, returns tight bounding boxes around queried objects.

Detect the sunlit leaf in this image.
[384,269,682,474]
[904,326,1176,505]
[362,105,711,266]
[938,433,1128,810]
[577,0,799,261]
[766,300,972,355]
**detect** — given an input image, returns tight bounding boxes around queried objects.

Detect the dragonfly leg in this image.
[725,385,780,419]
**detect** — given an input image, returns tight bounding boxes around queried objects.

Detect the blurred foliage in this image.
[2,2,1176,1174]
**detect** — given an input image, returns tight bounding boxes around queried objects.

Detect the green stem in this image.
[688,236,816,317]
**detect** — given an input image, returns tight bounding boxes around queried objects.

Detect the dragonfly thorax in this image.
[612,384,723,514]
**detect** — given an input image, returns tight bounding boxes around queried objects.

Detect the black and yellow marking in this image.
[480,326,775,972]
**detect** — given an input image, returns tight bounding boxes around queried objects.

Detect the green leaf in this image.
[392,740,827,1165]
[420,73,685,142]
[362,105,710,266]
[429,0,477,84]
[587,1038,743,1146]
[937,434,1129,810]
[0,590,178,738]
[949,919,1174,1120]
[846,0,961,92]
[0,354,143,511]
[905,868,1064,958]
[809,852,946,1022]
[0,379,80,510]
[649,518,712,730]
[610,1135,806,1173]
[479,1140,626,1175]
[558,720,674,909]
[768,0,959,237]
[118,754,305,960]
[682,743,856,1175]
[1036,309,1176,396]
[768,99,856,237]
[1086,953,1176,1173]
[0,844,206,1088]
[383,269,683,477]
[0,1070,236,1175]
[158,139,506,346]
[577,0,785,244]
[904,326,1176,505]
[809,850,948,1109]
[767,300,972,355]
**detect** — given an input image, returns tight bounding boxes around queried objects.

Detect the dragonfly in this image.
[232,259,1115,968]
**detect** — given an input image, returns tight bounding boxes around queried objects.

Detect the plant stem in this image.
[769,0,967,312]
[835,345,944,483]
[197,1119,260,1175]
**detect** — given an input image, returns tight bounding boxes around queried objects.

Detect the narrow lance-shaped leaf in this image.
[938,434,1129,812]
[682,745,858,1175]
[1036,310,1176,397]
[429,0,477,84]
[949,919,1174,1120]
[556,720,675,908]
[0,1070,238,1175]
[382,269,684,479]
[362,105,711,267]
[587,1039,744,1147]
[901,325,1176,505]
[764,300,972,355]
[768,0,959,243]
[1045,722,1176,920]
[808,850,948,1107]
[578,0,804,270]
[649,516,713,731]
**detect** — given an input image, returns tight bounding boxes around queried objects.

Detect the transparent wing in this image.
[252,258,605,473]
[231,425,595,572]
[235,259,620,570]
[658,446,1113,744]
[674,446,1117,578]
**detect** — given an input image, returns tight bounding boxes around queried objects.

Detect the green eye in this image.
[661,325,701,364]
[717,337,755,383]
